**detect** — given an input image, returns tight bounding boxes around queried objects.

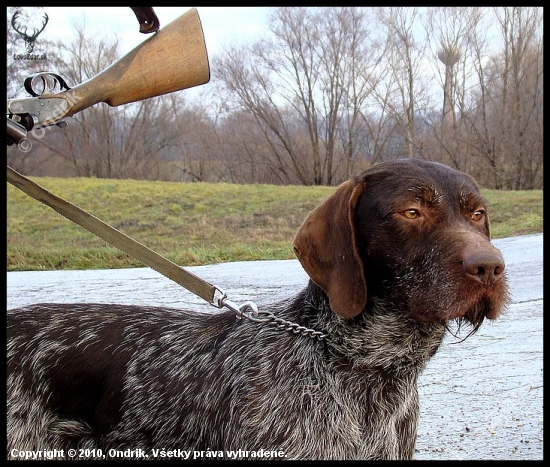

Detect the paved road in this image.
[7,233,543,460]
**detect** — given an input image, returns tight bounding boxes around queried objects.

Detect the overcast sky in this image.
[14,7,272,58]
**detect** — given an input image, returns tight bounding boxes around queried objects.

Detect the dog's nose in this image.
[463,250,505,286]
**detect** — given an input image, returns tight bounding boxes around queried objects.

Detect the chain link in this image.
[212,286,327,341]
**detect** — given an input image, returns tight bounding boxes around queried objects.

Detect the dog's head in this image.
[293,159,509,327]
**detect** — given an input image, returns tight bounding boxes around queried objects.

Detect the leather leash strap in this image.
[7,166,216,304]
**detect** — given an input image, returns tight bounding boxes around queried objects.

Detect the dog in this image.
[7,159,509,460]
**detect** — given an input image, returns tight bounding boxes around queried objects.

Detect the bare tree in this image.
[421,7,484,172]
[215,8,324,185]
[456,7,543,189]
[9,7,542,189]
[19,20,189,180]
[201,109,271,184]
[214,7,381,186]
[492,7,543,189]
[456,9,506,187]
[375,7,430,160]
[327,8,384,180]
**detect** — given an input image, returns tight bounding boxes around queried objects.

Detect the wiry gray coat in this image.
[7,160,509,460]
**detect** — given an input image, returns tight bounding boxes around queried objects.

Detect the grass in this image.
[482,190,544,238]
[7,176,543,271]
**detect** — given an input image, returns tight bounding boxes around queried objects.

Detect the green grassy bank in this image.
[7,177,543,271]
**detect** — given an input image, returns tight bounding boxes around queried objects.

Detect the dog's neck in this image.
[292,280,446,374]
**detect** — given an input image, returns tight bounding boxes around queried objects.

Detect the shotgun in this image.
[7,7,210,144]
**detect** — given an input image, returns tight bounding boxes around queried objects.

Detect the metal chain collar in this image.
[212,287,327,341]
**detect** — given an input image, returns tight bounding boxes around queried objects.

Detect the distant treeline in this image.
[7,7,543,189]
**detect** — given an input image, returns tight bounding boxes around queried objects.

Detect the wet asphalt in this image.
[7,233,543,460]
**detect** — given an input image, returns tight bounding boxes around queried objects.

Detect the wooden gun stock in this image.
[39,8,209,125]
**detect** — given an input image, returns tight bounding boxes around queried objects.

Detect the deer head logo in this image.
[11,9,49,54]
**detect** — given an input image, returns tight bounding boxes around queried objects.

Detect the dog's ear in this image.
[293,178,367,319]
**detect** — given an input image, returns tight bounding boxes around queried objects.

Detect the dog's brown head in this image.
[293,159,509,327]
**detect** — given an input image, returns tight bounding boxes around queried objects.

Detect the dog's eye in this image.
[402,209,420,219]
[471,210,485,222]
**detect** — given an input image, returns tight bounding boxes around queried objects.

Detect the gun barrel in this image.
[7,118,27,146]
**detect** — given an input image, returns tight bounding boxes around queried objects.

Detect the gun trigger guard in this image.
[24,72,71,97]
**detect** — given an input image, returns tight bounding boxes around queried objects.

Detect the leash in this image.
[7,166,217,304]
[6,166,327,340]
